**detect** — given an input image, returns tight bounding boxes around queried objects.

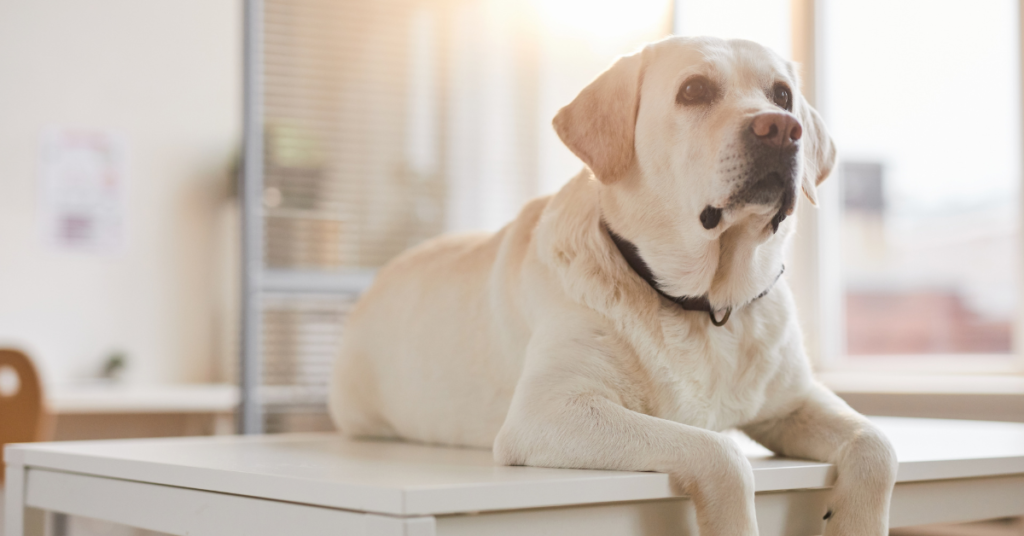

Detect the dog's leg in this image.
[742,384,898,536]
[494,334,758,536]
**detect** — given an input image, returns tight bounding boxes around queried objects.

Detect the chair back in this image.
[0,348,51,482]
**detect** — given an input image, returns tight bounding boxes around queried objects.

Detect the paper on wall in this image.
[39,129,126,253]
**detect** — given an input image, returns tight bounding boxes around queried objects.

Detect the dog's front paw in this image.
[675,435,760,536]
[821,504,885,536]
[822,430,898,536]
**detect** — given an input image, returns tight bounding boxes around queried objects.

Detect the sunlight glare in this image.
[533,0,669,37]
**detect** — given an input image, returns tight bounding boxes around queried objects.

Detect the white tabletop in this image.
[48,383,239,414]
[7,417,1024,517]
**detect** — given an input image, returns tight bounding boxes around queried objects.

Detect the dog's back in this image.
[328,196,550,448]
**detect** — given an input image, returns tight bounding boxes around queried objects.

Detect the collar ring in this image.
[709,307,732,327]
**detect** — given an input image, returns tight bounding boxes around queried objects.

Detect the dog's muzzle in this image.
[724,112,802,232]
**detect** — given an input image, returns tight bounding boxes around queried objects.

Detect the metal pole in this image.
[240,0,265,434]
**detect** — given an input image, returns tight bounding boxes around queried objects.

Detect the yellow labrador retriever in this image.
[329,36,897,536]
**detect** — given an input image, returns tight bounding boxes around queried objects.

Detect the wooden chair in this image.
[0,348,52,483]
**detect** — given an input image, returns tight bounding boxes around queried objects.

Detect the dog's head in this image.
[554,36,835,310]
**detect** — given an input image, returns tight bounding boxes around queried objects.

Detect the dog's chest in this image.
[638,312,782,431]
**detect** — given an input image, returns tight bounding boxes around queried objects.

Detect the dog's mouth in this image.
[768,180,796,233]
[725,148,800,234]
[704,169,798,234]
[731,170,791,206]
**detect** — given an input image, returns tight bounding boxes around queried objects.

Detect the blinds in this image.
[261,293,357,404]
[263,0,447,270]
[254,0,671,432]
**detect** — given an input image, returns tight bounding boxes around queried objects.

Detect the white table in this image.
[5,417,1024,536]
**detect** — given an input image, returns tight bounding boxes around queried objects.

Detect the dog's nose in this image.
[750,112,802,148]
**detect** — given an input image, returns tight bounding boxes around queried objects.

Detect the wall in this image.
[0,0,241,384]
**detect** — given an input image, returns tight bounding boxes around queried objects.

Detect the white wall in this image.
[0,0,242,384]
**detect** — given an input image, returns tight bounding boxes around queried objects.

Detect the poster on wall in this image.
[39,129,126,253]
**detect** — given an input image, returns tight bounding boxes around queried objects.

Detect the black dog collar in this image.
[604,223,783,326]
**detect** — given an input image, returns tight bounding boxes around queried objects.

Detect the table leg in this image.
[4,463,44,536]
[4,462,24,536]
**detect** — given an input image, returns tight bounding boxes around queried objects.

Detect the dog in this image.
[329,36,897,536]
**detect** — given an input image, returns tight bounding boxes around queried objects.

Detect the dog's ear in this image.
[553,51,644,184]
[797,96,836,206]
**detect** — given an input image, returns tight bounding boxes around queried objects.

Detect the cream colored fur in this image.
[330,36,896,536]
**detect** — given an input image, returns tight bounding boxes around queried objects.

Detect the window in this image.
[674,0,792,59]
[676,0,1024,372]
[819,0,1021,367]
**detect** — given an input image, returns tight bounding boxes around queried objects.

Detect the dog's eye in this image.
[772,83,792,111]
[677,76,714,105]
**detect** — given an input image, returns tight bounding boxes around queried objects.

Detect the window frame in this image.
[787,0,1024,375]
